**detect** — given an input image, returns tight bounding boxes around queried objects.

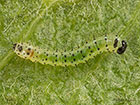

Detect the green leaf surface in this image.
[0,0,140,105]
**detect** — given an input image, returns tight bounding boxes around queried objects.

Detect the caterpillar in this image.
[13,35,127,66]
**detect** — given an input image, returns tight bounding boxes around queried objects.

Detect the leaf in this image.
[0,0,140,104]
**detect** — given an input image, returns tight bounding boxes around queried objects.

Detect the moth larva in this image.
[13,35,127,66]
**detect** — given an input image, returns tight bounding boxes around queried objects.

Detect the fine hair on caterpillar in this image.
[13,35,127,66]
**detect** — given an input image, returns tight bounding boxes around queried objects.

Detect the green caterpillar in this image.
[13,35,127,66]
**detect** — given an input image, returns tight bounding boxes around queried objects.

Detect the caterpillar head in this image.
[13,43,34,59]
[117,40,127,54]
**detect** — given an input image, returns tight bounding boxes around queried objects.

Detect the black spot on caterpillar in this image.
[13,35,127,66]
[113,38,118,48]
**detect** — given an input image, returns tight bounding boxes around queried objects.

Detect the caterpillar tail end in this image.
[13,43,17,50]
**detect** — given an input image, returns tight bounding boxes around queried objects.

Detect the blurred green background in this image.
[0,0,140,104]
